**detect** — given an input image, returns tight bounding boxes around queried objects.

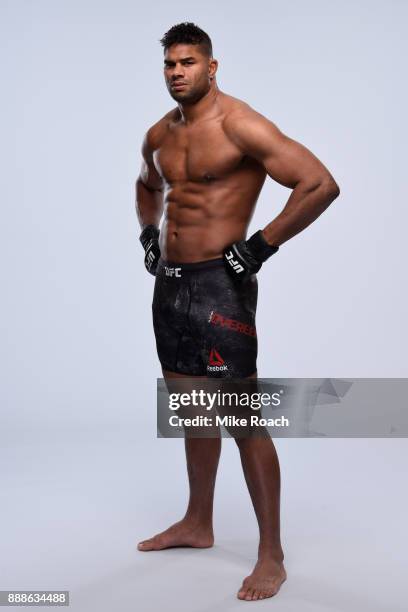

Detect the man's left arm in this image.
[225,108,340,247]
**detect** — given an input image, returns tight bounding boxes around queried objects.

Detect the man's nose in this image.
[172,64,185,79]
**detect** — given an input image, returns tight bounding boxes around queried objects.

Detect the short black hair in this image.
[160,22,213,58]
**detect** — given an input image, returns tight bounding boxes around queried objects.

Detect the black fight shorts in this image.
[152,258,258,377]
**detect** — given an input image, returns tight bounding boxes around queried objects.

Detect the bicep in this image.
[138,159,163,191]
[137,133,163,191]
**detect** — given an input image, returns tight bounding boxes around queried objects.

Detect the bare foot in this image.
[237,558,287,601]
[137,518,214,551]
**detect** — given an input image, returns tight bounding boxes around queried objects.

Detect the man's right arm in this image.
[136,129,164,275]
[135,129,164,230]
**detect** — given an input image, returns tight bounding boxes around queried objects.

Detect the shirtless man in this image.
[135,22,340,601]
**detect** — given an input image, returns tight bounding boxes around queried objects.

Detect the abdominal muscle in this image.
[160,181,261,262]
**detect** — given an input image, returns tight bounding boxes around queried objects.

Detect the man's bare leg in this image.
[137,369,221,551]
[137,370,286,600]
[234,374,286,601]
[235,435,286,600]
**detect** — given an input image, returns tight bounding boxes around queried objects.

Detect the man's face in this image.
[164,44,213,103]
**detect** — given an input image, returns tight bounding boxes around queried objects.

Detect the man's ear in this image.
[209,58,218,79]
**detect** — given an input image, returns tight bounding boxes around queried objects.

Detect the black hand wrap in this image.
[223,230,279,281]
[139,224,161,276]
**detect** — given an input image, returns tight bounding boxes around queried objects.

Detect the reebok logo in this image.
[209,348,224,366]
[164,266,181,277]
[207,348,228,372]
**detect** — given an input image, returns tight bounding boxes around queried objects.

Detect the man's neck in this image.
[178,83,220,125]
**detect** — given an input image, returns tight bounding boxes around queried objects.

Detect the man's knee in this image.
[233,427,271,448]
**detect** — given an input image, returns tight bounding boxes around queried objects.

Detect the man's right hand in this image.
[139,225,161,276]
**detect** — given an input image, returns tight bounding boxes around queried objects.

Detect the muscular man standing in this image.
[135,22,340,601]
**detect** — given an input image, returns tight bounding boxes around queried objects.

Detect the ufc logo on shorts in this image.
[225,250,244,274]
[164,266,182,277]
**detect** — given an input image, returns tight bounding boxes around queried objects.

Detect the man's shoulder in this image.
[221,94,280,153]
[221,94,268,134]
[220,92,253,115]
[144,108,180,150]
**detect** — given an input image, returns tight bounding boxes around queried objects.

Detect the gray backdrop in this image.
[1,1,407,610]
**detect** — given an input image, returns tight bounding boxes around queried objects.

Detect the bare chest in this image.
[153,121,244,183]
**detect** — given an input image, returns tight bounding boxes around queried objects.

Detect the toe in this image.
[252,590,260,600]
[237,588,247,600]
[137,539,154,551]
[245,589,254,601]
[237,578,250,600]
